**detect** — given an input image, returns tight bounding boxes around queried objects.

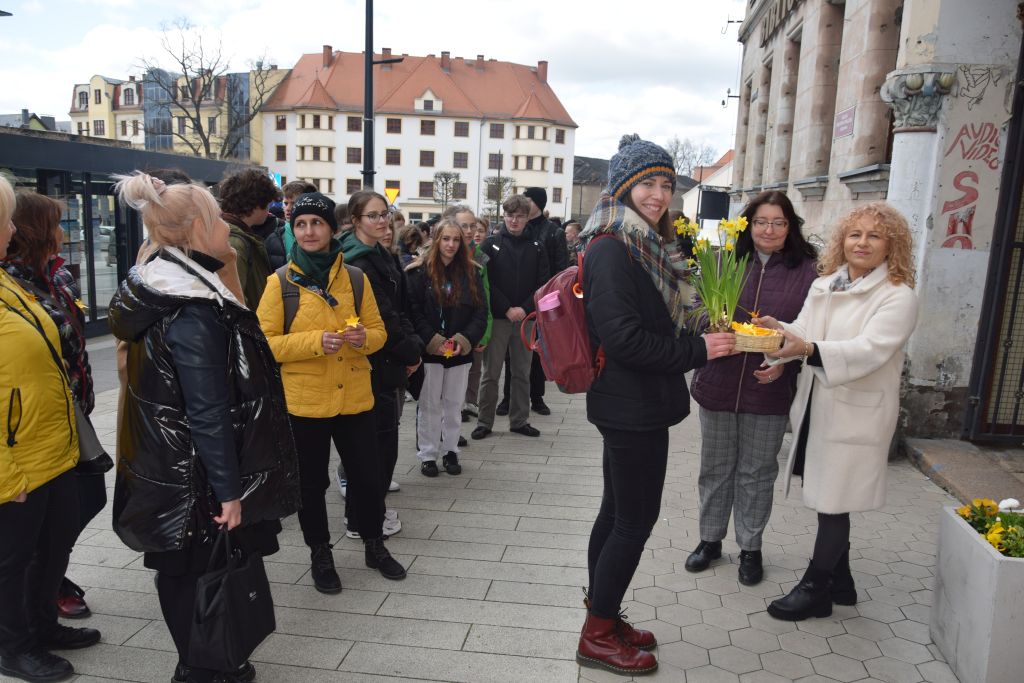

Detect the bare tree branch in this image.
[433,171,460,211]
[664,135,718,178]
[482,176,515,218]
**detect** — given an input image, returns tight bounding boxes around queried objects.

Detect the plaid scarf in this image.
[579,193,691,336]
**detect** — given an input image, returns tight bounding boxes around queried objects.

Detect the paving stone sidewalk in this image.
[5,345,961,682]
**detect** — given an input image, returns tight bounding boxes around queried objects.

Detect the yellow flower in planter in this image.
[987,521,1006,551]
[957,504,971,518]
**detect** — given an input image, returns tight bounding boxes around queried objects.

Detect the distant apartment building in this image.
[261,46,577,221]
[69,75,145,147]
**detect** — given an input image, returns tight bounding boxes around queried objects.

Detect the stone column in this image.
[746,64,773,188]
[732,80,753,193]
[770,37,801,184]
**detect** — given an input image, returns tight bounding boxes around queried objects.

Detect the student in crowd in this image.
[217,169,280,308]
[686,191,818,586]
[472,194,549,441]
[398,224,425,269]
[563,220,582,253]
[575,136,736,675]
[257,192,406,593]
[463,214,493,422]
[756,202,918,621]
[3,192,110,622]
[109,172,300,683]
[0,176,101,683]
[265,180,317,269]
[339,191,422,539]
[407,218,488,477]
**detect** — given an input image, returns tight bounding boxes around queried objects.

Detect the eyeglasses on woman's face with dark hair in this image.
[750,204,790,254]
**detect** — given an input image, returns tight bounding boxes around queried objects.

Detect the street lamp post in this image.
[361,0,402,190]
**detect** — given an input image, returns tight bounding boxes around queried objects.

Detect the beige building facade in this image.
[69,75,144,148]
[732,0,1024,442]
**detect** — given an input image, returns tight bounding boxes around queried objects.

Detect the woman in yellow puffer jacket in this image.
[257,192,409,593]
[0,176,101,682]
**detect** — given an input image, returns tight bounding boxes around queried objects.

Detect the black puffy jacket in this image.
[583,237,707,432]
[406,263,488,368]
[108,249,301,553]
[527,215,569,275]
[478,226,550,318]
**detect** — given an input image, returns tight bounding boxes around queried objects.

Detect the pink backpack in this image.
[520,235,610,393]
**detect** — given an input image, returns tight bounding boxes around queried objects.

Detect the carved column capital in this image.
[881,68,956,132]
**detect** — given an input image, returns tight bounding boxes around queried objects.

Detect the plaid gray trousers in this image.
[697,408,788,550]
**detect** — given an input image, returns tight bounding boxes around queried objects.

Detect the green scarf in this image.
[290,238,343,288]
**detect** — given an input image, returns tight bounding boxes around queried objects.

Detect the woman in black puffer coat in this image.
[108,172,300,683]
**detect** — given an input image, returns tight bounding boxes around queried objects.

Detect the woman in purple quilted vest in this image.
[686,191,818,586]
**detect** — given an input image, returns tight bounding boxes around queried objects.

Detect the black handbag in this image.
[186,528,276,672]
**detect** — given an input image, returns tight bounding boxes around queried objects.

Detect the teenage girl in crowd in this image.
[407,219,489,477]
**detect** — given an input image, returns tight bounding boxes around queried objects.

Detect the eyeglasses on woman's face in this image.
[359,211,392,222]
[752,218,789,229]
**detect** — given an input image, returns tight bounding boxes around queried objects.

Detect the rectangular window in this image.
[454,121,469,137]
[385,149,401,165]
[298,146,304,161]
[313,114,321,129]
[386,118,402,133]
[542,126,548,140]
[385,180,400,192]
[486,183,499,201]
[208,117,217,135]
[556,129,565,144]
[453,152,468,169]
[423,99,433,111]
[515,125,521,139]
[489,123,504,139]
[177,118,186,134]
[328,147,334,162]
[132,119,139,136]
[77,122,86,135]
[347,147,361,164]
[513,155,520,170]
[94,89,101,104]
[488,153,503,170]
[421,119,435,135]
[552,188,562,203]
[93,120,104,136]
[554,158,564,174]
[120,120,127,136]
[408,212,423,221]
[420,150,434,167]
[275,115,286,130]
[276,145,286,161]
[347,116,361,132]
[418,181,433,198]
[528,125,536,139]
[299,114,306,129]
[525,156,534,170]
[78,91,88,109]
[179,85,190,101]
[346,179,361,194]
[312,147,321,161]
[327,179,334,194]
[453,182,467,200]
[124,88,134,106]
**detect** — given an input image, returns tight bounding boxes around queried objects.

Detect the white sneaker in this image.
[334,467,347,499]
[382,509,402,537]
[388,480,400,492]
[344,517,360,540]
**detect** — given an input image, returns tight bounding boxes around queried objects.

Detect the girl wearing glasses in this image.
[339,192,423,539]
[406,219,488,477]
[257,192,407,595]
[686,191,818,587]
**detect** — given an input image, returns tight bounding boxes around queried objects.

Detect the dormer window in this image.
[124,88,134,106]
[78,91,88,109]
[423,99,434,111]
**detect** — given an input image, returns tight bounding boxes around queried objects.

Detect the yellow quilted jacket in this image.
[0,271,78,502]
[257,256,386,418]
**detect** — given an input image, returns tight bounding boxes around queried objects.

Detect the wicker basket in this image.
[734,331,783,353]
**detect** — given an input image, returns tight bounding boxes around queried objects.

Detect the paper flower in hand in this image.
[344,315,360,328]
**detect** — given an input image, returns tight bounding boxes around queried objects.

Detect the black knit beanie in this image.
[607,134,677,201]
[523,187,547,211]
[290,192,338,231]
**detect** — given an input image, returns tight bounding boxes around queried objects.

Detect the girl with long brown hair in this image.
[407,219,488,477]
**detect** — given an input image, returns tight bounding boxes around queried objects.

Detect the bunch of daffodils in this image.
[676,216,750,332]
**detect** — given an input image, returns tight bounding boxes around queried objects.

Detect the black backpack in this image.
[276,264,364,334]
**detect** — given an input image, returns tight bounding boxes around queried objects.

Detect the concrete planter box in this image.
[931,506,1024,683]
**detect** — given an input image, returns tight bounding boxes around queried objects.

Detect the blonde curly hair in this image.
[818,202,916,287]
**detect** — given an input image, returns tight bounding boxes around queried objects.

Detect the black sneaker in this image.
[174,661,256,683]
[684,540,722,573]
[496,399,509,416]
[531,400,552,416]
[310,543,342,594]
[421,461,439,477]
[442,451,462,475]
[0,648,73,682]
[471,426,492,440]
[37,625,101,650]
[509,423,540,437]
[364,538,407,580]
[458,435,468,447]
[738,549,764,586]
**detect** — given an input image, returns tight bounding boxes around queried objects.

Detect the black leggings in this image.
[812,512,851,571]
[345,389,399,528]
[587,426,669,619]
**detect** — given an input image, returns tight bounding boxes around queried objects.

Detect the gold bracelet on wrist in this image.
[804,341,813,359]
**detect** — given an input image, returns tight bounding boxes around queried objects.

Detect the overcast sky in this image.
[0,0,747,160]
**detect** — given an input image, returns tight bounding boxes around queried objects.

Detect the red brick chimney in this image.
[537,60,548,83]
[441,51,451,72]
[382,47,392,71]
[322,45,332,68]
[476,54,484,71]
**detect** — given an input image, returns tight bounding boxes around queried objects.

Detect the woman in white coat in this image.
[753,202,918,622]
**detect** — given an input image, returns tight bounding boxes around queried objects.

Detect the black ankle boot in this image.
[310,543,342,594]
[767,562,833,621]
[830,545,857,605]
[684,540,722,573]
[0,648,73,682]
[365,537,407,580]
[737,549,763,586]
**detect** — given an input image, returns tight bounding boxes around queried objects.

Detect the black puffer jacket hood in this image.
[109,251,300,553]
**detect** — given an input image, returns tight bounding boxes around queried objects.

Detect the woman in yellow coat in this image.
[0,176,101,682]
[257,192,407,593]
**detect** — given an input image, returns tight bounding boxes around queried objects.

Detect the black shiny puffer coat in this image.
[108,252,301,553]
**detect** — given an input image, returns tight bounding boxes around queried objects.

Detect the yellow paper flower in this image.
[443,348,455,358]
[731,321,778,337]
[344,315,360,328]
[74,298,87,311]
